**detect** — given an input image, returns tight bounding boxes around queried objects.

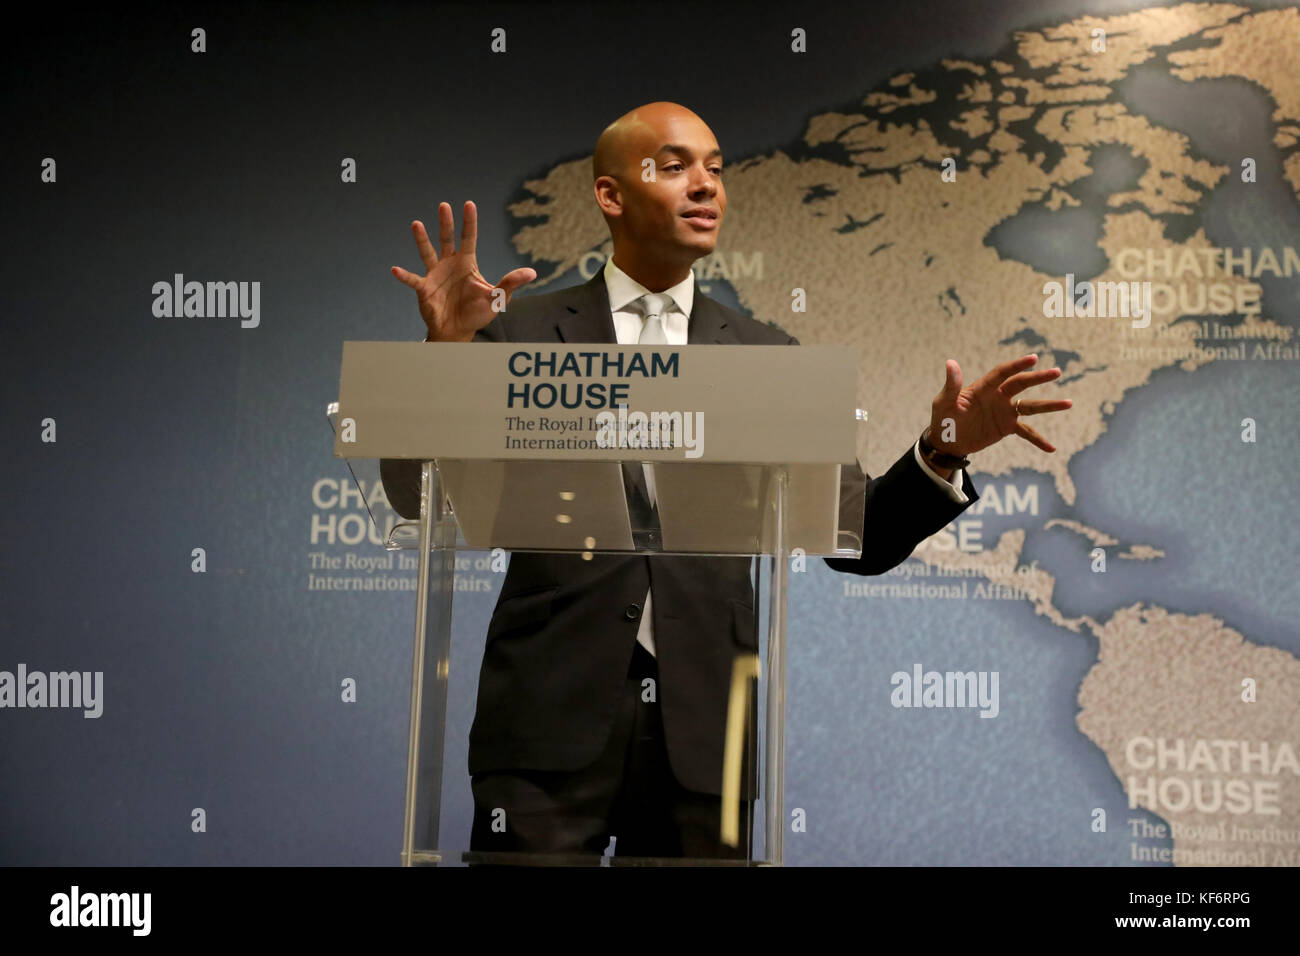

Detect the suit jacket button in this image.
[624,603,641,620]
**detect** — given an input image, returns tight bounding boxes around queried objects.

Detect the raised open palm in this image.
[929,354,1073,456]
[391,200,536,342]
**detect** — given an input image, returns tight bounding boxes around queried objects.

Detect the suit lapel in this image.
[687,291,739,345]
[555,271,618,344]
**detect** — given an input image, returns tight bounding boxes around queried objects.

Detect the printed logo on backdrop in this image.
[1110,247,1300,363]
[577,248,764,295]
[1123,736,1300,866]
[843,480,1043,601]
[306,476,497,593]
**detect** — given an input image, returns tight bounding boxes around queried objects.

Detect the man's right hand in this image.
[391,200,537,342]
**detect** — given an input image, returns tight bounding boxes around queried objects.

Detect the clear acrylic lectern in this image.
[331,341,867,866]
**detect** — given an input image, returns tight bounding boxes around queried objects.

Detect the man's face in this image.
[610,112,726,264]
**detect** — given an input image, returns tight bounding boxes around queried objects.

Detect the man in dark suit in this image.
[386,102,1071,861]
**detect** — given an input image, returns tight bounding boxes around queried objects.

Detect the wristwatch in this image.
[919,427,970,470]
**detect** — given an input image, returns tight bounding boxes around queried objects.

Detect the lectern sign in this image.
[334,341,856,463]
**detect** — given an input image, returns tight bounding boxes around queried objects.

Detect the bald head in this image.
[592,102,712,180]
[590,101,726,290]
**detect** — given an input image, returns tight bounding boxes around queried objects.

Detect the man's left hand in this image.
[928,353,1072,457]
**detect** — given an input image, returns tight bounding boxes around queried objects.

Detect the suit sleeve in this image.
[380,319,509,519]
[782,334,980,576]
[823,446,978,576]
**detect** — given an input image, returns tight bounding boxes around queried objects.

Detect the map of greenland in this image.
[506,3,1300,864]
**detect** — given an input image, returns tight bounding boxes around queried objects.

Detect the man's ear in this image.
[593,175,623,218]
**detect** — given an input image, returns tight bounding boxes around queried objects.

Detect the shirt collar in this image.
[603,256,695,317]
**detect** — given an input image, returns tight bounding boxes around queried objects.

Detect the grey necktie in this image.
[621,292,675,516]
[634,292,673,345]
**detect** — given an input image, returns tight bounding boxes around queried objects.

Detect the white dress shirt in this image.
[601,256,967,658]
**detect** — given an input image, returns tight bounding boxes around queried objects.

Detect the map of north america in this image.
[506,4,1300,864]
